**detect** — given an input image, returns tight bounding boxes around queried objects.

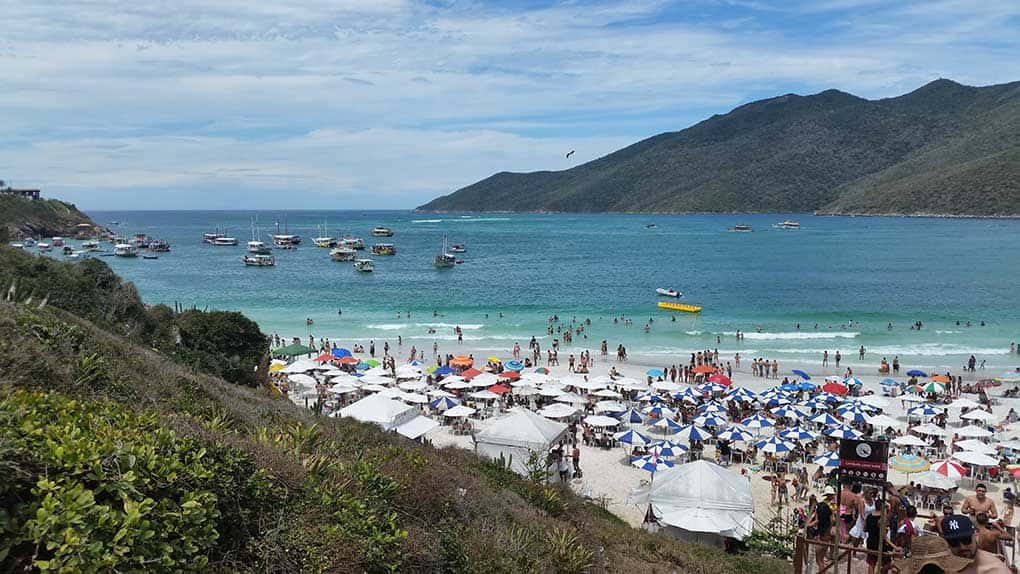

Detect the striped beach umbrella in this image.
[763,396,792,408]
[614,429,652,446]
[674,387,702,402]
[616,408,646,425]
[889,454,931,474]
[643,405,675,418]
[825,424,862,440]
[726,387,757,401]
[843,377,863,387]
[839,400,880,413]
[674,424,712,442]
[771,405,807,420]
[693,413,728,428]
[698,382,727,394]
[916,381,946,394]
[781,426,819,441]
[908,404,943,418]
[649,441,688,458]
[808,412,841,426]
[717,425,754,442]
[741,414,775,429]
[429,396,460,410]
[840,409,869,424]
[930,459,967,479]
[813,451,840,468]
[632,455,675,473]
[697,401,727,414]
[756,436,795,454]
[800,397,830,411]
[650,417,684,433]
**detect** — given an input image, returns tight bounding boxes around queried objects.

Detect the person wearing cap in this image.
[893,535,972,574]
[941,514,1011,574]
[807,486,836,572]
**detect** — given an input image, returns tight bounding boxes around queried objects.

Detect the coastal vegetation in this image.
[0,244,789,572]
[419,78,1020,216]
[0,194,98,240]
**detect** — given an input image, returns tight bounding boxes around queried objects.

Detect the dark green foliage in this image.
[0,195,97,239]
[173,309,268,387]
[420,78,1020,216]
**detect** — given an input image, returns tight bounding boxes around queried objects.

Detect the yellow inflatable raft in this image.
[657,301,703,313]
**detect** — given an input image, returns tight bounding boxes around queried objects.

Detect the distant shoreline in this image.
[413,208,1020,220]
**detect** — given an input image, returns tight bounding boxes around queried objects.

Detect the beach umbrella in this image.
[592,388,622,398]
[840,409,869,424]
[398,379,428,392]
[839,400,879,413]
[632,455,675,473]
[698,401,727,414]
[800,397,831,411]
[487,384,511,394]
[614,429,652,446]
[693,413,727,428]
[651,380,681,392]
[998,440,1020,451]
[314,352,336,363]
[636,392,663,403]
[916,381,946,394]
[534,367,549,374]
[858,395,890,409]
[956,439,997,455]
[616,408,646,424]
[538,386,564,397]
[499,370,521,381]
[814,451,840,468]
[486,356,502,363]
[756,436,795,454]
[908,404,943,418]
[698,382,728,394]
[692,365,716,375]
[822,382,848,395]
[961,410,998,422]
[434,365,455,376]
[646,368,664,377]
[931,374,951,384]
[469,389,501,401]
[427,388,456,398]
[554,392,588,405]
[443,405,476,418]
[889,453,931,474]
[825,425,862,439]
[726,387,757,400]
[771,405,807,420]
[504,360,523,371]
[717,426,754,442]
[866,414,902,429]
[572,378,607,391]
[461,367,483,379]
[513,386,539,397]
[648,441,688,458]
[763,396,792,408]
[843,377,863,387]
[798,382,817,392]
[955,426,993,439]
[930,459,967,479]
[912,423,949,437]
[948,398,982,410]
[538,403,578,419]
[650,417,685,433]
[444,380,471,391]
[818,393,843,404]
[472,373,500,387]
[643,405,676,418]
[594,400,627,414]
[781,427,819,441]
[617,378,650,391]
[728,392,757,404]
[952,450,999,467]
[892,435,928,447]
[363,359,380,367]
[402,393,429,404]
[518,372,551,385]
[332,347,352,358]
[914,470,959,489]
[779,383,799,393]
[997,371,1020,382]
[907,370,928,378]
[674,424,712,442]
[792,369,811,380]
[808,412,841,426]
[741,414,774,429]
[584,415,621,428]
[880,378,898,387]
[707,373,732,386]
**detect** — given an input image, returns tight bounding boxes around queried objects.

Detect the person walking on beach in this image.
[571,445,581,478]
[557,453,570,483]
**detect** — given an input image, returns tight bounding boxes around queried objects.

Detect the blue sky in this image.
[1,0,1017,209]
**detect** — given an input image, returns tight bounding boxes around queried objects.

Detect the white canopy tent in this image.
[335,394,437,439]
[643,460,754,547]
[473,408,568,476]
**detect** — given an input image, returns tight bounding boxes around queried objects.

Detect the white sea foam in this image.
[720,331,860,341]
[411,219,442,223]
[769,344,1008,357]
[935,330,961,334]
[684,330,703,336]
[366,323,410,330]
[414,322,484,330]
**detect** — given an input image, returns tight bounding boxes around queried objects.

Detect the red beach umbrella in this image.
[462,368,483,380]
[500,370,521,380]
[337,356,360,365]
[693,365,716,375]
[488,384,511,394]
[315,353,335,363]
[821,382,849,396]
[708,373,732,386]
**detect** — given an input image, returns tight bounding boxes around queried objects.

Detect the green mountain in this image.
[419,79,1020,216]
[0,193,103,240]
[0,244,787,573]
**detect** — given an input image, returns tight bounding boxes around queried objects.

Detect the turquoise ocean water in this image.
[75,210,1019,373]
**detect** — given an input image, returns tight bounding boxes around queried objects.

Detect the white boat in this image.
[337,236,364,250]
[729,224,753,232]
[330,247,356,261]
[271,216,302,247]
[449,243,466,253]
[81,240,101,251]
[371,227,394,237]
[433,236,457,269]
[243,254,276,267]
[773,220,801,229]
[10,242,24,249]
[312,219,336,247]
[114,243,138,257]
[147,239,171,252]
[213,236,238,246]
[202,231,224,244]
[37,242,52,252]
[128,234,149,248]
[656,288,682,298]
[353,258,375,272]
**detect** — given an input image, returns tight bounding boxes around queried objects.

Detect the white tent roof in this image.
[395,416,438,439]
[475,408,568,451]
[471,372,500,387]
[648,460,755,540]
[951,450,999,466]
[539,403,578,419]
[338,393,415,429]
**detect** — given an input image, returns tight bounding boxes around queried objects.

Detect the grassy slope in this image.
[0,247,788,573]
[419,79,1020,216]
[0,194,98,239]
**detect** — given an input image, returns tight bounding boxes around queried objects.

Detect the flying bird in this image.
[565,150,575,159]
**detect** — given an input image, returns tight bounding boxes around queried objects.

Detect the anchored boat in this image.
[371,243,396,256]
[354,258,375,272]
[371,227,394,237]
[656,288,682,298]
[243,254,276,267]
[433,236,456,269]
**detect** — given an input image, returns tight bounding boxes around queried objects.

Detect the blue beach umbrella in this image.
[908,404,943,418]
[717,426,754,442]
[798,382,817,392]
[880,378,898,387]
[825,424,862,440]
[698,383,727,394]
[332,347,352,358]
[741,414,774,429]
[356,362,371,370]
[727,387,757,401]
[632,455,675,473]
[907,370,928,378]
[616,408,646,425]
[646,368,664,377]
[429,396,460,410]
[999,371,1020,381]
[434,365,455,376]
[808,412,841,426]
[818,393,842,404]
[771,405,806,420]
[813,451,841,468]
[614,429,652,446]
[840,409,868,424]
[792,369,811,380]
[697,401,726,414]
[674,424,712,442]
[763,396,792,408]
[643,405,676,418]
[781,426,819,441]
[674,387,701,402]
[800,397,829,410]
[504,360,524,371]
[650,417,684,433]
[694,413,727,428]
[756,436,795,454]
[779,383,799,393]
[889,453,931,474]
[649,441,688,458]
[843,377,863,387]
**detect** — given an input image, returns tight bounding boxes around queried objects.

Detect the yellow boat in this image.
[657,301,703,313]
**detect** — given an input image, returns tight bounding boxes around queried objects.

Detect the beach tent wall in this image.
[473,408,568,476]
[336,394,437,440]
[648,460,754,542]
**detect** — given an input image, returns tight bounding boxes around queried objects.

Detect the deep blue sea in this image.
[59,210,1020,372]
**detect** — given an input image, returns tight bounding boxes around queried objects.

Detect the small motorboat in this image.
[773,220,801,229]
[729,224,753,232]
[243,254,276,267]
[645,224,657,229]
[354,258,375,272]
[371,243,396,256]
[656,288,682,298]
[114,243,138,257]
[143,254,159,260]
[213,236,238,246]
[330,247,356,261]
[371,227,394,237]
[449,244,466,253]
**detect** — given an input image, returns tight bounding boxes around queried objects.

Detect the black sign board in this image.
[838,438,889,485]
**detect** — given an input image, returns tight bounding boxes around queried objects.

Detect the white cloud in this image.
[0,0,1016,208]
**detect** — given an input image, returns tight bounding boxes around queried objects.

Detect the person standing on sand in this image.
[571,445,581,478]
[835,350,841,368]
[823,350,828,366]
[859,345,866,360]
